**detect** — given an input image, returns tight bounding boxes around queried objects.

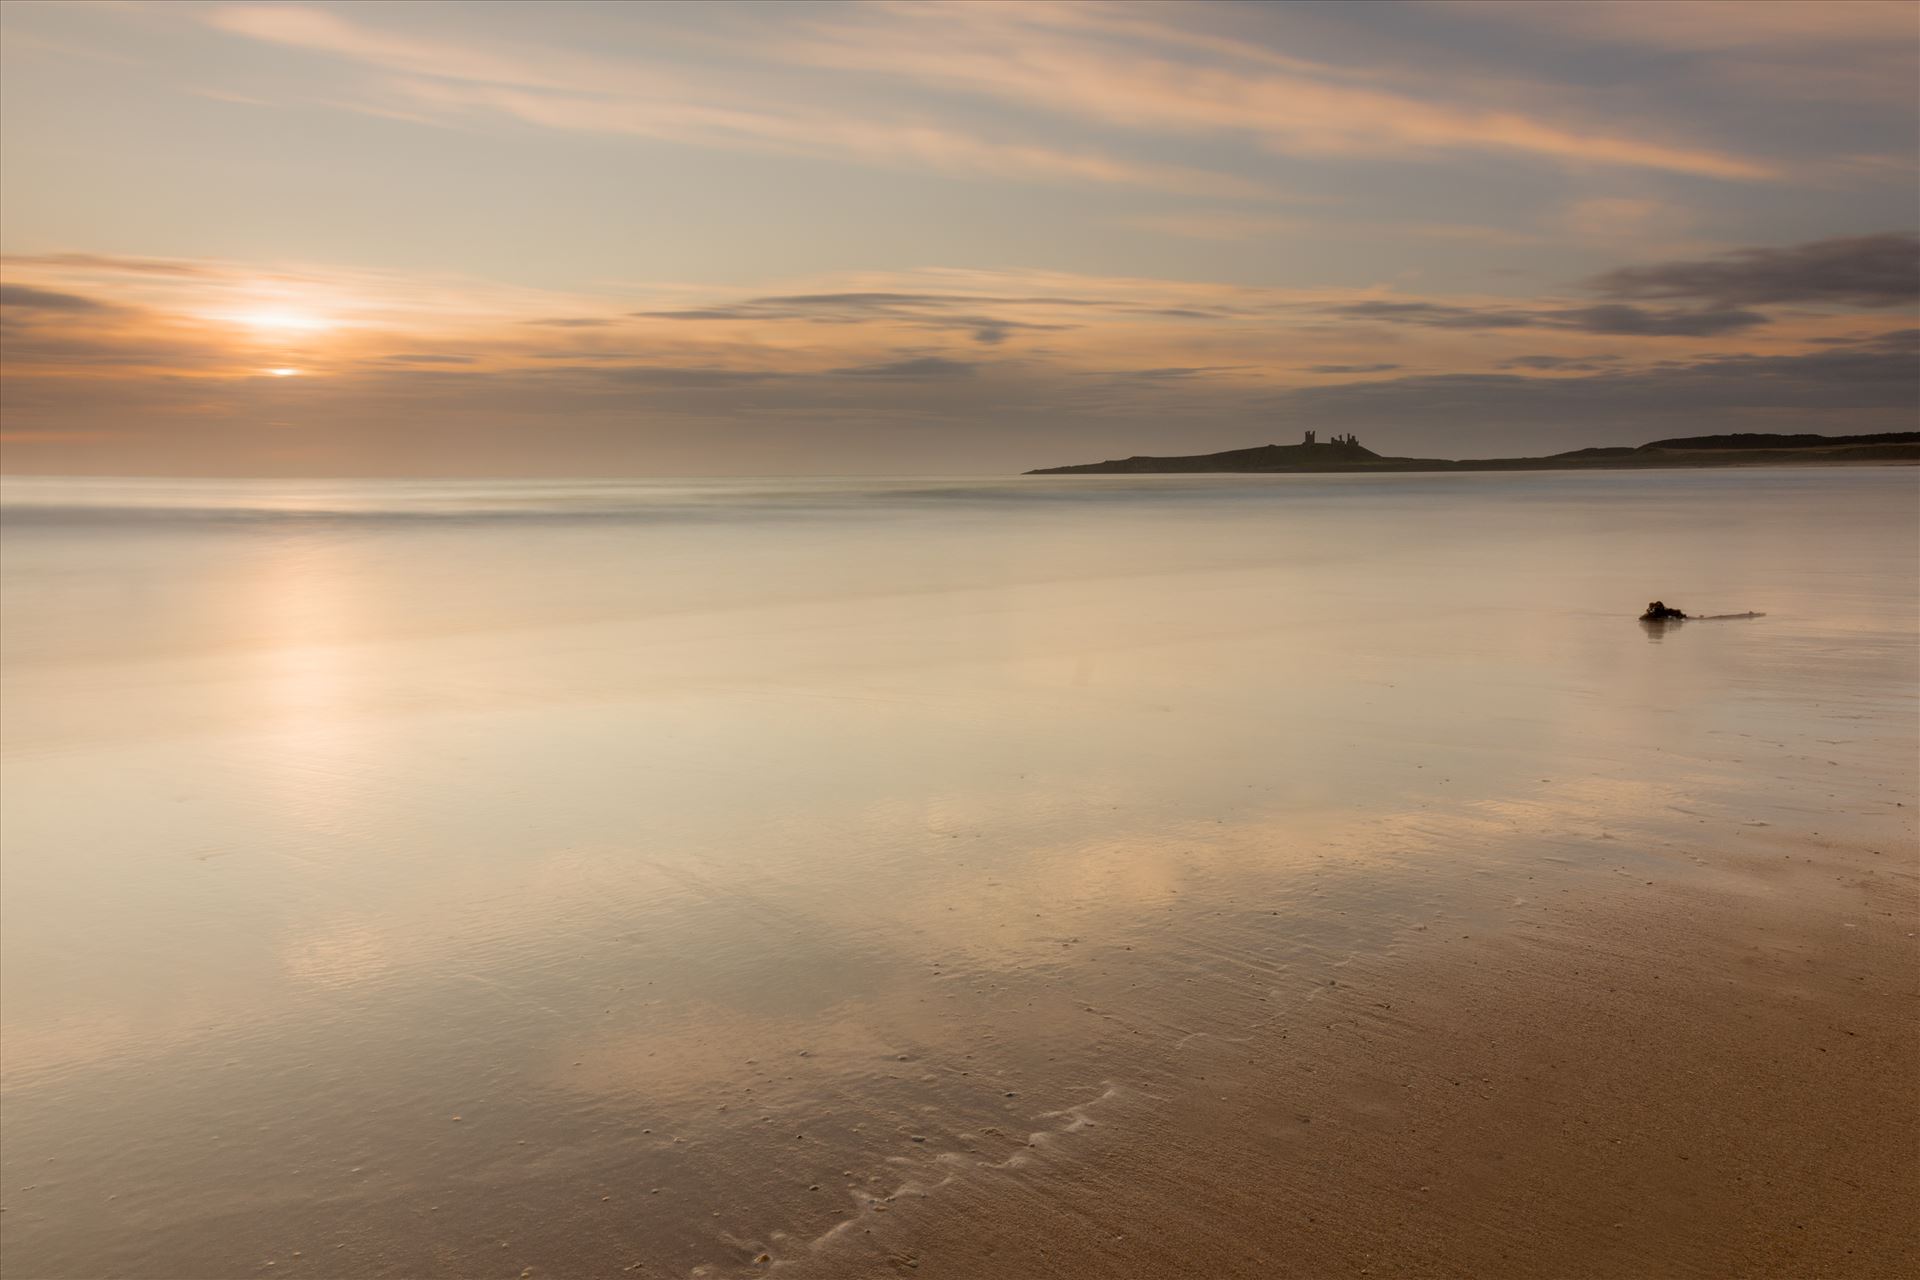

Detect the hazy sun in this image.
[266,367,301,377]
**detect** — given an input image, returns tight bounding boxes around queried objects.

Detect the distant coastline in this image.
[1026,431,1920,475]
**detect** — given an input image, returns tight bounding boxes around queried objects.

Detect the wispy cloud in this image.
[830,356,980,380]
[1437,0,1914,53]
[4,236,1899,398]
[1497,354,1622,372]
[1586,233,1920,308]
[0,284,116,313]
[195,0,1790,200]
[1435,0,1920,111]
[3,253,217,278]
[1103,365,1247,381]
[202,4,1266,197]
[777,1,1778,179]
[5,235,1910,474]
[1277,342,1920,442]
[637,290,1085,345]
[1119,212,1320,242]
[1325,299,1769,337]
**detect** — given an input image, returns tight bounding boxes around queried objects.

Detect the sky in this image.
[1,0,1915,476]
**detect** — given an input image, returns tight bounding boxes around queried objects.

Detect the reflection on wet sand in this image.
[1,469,1914,1277]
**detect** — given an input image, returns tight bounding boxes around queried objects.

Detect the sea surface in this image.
[1,468,1914,1277]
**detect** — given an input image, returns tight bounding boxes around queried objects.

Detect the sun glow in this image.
[227,307,334,335]
[266,367,301,377]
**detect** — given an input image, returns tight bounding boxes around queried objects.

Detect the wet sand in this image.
[785,833,1918,1279]
[2,469,1914,1278]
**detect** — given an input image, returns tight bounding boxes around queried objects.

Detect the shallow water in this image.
[2,468,1914,1277]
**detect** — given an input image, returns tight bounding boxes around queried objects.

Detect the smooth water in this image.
[2,468,1915,1277]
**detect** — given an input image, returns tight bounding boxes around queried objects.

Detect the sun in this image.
[265,367,301,377]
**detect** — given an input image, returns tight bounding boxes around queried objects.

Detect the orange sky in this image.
[2,1,1914,474]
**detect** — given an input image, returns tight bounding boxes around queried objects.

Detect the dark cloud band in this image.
[1587,233,1920,308]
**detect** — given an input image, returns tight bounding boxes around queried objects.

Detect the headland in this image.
[1027,430,1920,474]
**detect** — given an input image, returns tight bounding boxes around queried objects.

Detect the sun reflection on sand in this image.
[243,532,376,828]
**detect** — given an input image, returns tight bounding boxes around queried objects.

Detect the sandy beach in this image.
[2,469,1914,1278]
[785,830,1918,1279]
